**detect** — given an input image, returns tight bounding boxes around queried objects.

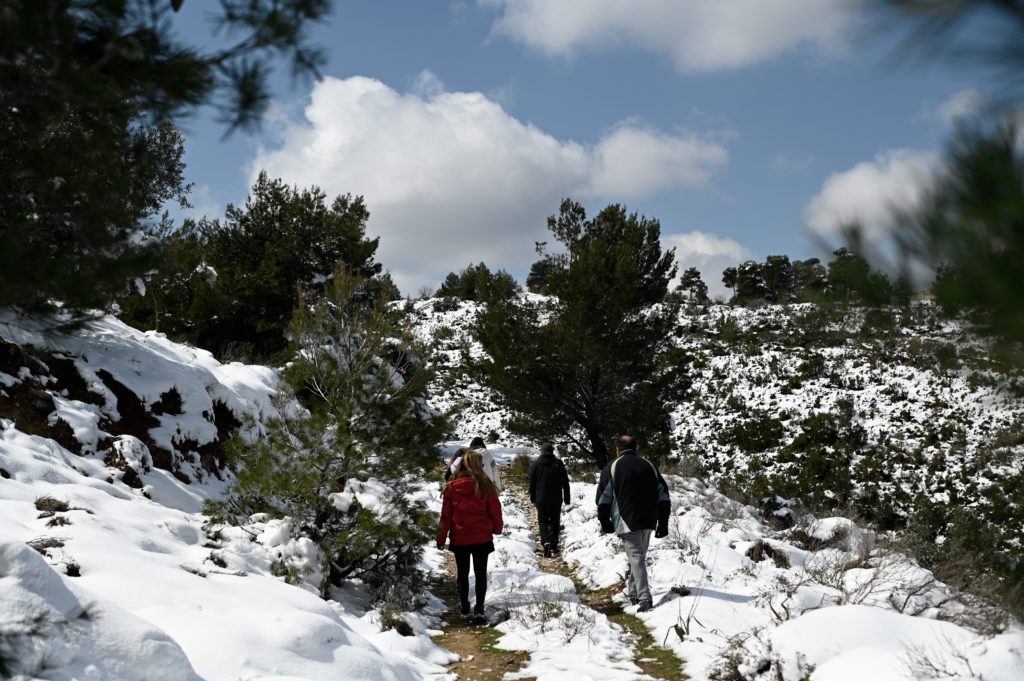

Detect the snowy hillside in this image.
[2,299,1022,680]
[403,295,1024,680]
[0,314,452,680]
[406,298,1024,526]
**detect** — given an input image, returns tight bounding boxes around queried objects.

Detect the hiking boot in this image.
[459,602,471,617]
[543,544,553,558]
[628,596,639,606]
[637,600,653,613]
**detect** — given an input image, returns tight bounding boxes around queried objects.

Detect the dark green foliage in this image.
[0,1,329,315]
[792,258,828,300]
[0,109,190,313]
[761,255,794,302]
[722,260,767,304]
[723,250,902,307]
[909,123,1024,344]
[437,262,520,304]
[751,402,866,511]
[718,415,784,453]
[473,199,686,468]
[117,173,383,361]
[206,269,447,601]
[675,267,710,305]
[526,246,560,294]
[724,255,833,305]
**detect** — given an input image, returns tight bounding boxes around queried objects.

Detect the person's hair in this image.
[453,449,498,498]
[616,434,635,451]
[446,450,463,470]
[469,436,486,449]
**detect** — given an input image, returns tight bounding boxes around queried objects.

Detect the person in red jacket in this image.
[436,448,504,620]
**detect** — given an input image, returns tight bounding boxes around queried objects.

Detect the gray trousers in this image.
[620,529,653,604]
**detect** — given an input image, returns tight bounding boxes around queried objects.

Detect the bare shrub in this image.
[34,496,69,514]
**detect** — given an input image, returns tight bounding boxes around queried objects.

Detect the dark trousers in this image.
[452,543,493,610]
[536,502,562,550]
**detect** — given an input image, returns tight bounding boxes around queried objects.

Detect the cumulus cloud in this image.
[804,149,941,241]
[481,0,862,72]
[250,74,729,293]
[589,125,728,198]
[663,230,754,300]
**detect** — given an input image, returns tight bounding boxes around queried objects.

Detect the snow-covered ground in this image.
[560,476,1024,680]
[3,298,1023,680]
[0,315,453,680]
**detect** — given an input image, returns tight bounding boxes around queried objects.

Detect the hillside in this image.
[0,313,451,680]
[408,297,1024,537]
[1,299,1022,680]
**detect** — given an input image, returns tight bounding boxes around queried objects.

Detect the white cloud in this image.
[589,125,728,198]
[250,75,729,293]
[481,0,862,72]
[663,230,754,300]
[804,149,941,241]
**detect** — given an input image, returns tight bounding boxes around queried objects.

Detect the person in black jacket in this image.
[595,434,670,612]
[529,442,571,558]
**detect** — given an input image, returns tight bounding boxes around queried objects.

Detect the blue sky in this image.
[169,1,987,296]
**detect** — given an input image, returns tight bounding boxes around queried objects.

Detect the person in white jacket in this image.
[445,436,502,492]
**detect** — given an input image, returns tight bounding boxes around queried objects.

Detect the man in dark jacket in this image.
[595,435,670,612]
[529,442,571,558]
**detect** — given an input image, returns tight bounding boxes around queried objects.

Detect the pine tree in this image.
[676,267,710,305]
[207,268,447,600]
[117,173,384,361]
[0,1,328,314]
[473,199,687,468]
[437,262,520,303]
[909,122,1024,342]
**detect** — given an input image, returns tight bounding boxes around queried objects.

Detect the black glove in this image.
[597,504,614,534]
[655,522,668,539]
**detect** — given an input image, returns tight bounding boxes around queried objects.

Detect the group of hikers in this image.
[435,434,671,622]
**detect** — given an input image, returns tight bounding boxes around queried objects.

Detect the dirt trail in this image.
[431,470,685,680]
[503,476,687,681]
[431,553,533,681]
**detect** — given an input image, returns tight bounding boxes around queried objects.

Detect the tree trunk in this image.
[586,426,608,469]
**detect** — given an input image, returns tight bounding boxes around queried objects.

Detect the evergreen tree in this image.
[0,1,329,315]
[677,267,710,305]
[473,199,687,468]
[792,257,828,301]
[526,243,559,294]
[437,262,520,303]
[826,247,895,305]
[826,248,871,303]
[724,260,769,305]
[907,122,1024,341]
[762,255,795,303]
[206,268,446,600]
[118,173,383,361]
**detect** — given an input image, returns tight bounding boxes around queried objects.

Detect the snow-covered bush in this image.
[206,271,447,601]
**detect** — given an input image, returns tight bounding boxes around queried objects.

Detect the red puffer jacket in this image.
[437,476,503,546]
